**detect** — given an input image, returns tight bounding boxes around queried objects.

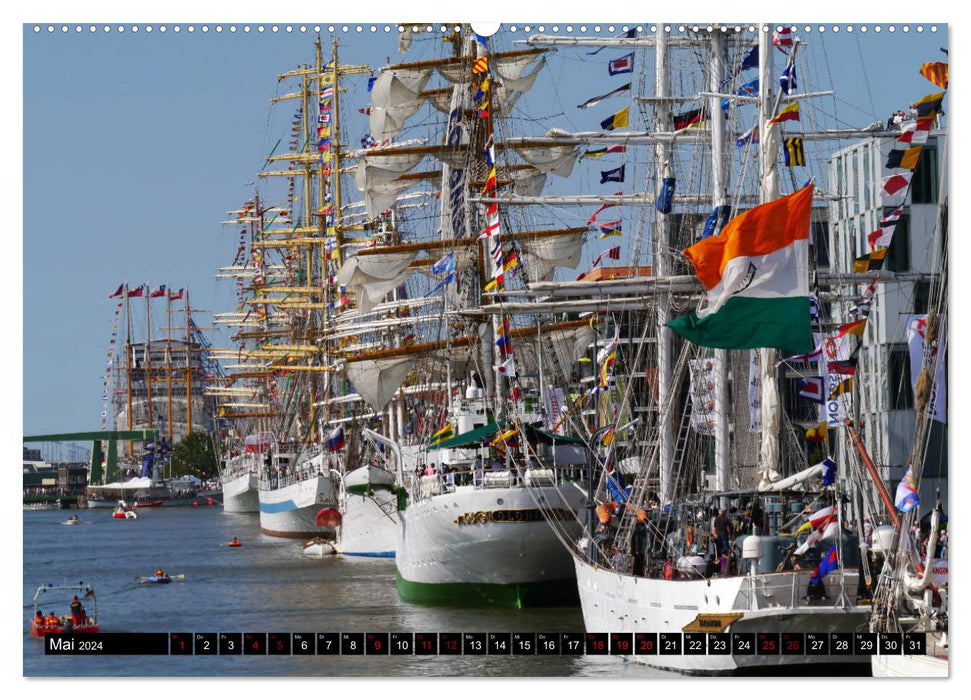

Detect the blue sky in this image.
[21,20,947,438]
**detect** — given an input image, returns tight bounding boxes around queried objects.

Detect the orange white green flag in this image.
[667,184,814,352]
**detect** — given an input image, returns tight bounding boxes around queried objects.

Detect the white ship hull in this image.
[221,472,259,513]
[258,474,337,538]
[574,558,869,673]
[396,483,586,607]
[336,490,399,557]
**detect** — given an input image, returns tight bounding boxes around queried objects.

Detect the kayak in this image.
[140,576,172,584]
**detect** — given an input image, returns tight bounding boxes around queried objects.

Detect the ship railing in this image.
[406,465,588,500]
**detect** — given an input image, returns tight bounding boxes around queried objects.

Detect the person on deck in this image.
[46,612,60,626]
[711,508,733,559]
[35,610,45,625]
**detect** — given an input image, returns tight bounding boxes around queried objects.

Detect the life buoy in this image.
[316,507,342,529]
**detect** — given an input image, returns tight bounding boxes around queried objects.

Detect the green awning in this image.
[427,421,503,451]
[427,421,586,451]
[522,425,587,446]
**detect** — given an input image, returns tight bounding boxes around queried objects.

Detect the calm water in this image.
[23,507,673,678]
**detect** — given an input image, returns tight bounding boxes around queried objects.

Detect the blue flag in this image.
[425,272,455,297]
[608,53,634,75]
[821,458,837,487]
[780,64,797,95]
[811,545,839,585]
[431,251,455,275]
[740,45,759,71]
[655,176,676,214]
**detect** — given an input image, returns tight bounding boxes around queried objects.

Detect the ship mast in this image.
[145,285,154,433]
[125,283,134,458]
[185,289,193,436]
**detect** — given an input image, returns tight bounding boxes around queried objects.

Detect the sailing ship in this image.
[448,24,935,670]
[91,283,221,507]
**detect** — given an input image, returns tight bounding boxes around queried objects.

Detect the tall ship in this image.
[211,38,400,549]
[437,24,948,670]
[90,283,221,507]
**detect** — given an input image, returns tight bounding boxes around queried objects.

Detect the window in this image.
[911,142,939,204]
[886,208,910,272]
[887,345,913,410]
[912,280,930,314]
[811,219,830,268]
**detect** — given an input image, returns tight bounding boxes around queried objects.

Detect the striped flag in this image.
[667,185,814,352]
[593,246,622,267]
[108,284,124,299]
[768,102,800,124]
[600,107,629,131]
[472,56,489,74]
[773,27,794,53]
[598,220,622,237]
[582,145,627,159]
[919,62,948,89]
[577,83,631,109]
[784,137,805,166]
[587,198,620,225]
[824,318,867,374]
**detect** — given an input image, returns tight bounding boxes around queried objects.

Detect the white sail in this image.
[335,250,418,313]
[345,357,416,412]
[519,229,585,280]
[510,167,547,197]
[369,68,433,140]
[512,129,579,177]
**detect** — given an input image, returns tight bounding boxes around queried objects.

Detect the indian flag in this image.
[667,185,814,352]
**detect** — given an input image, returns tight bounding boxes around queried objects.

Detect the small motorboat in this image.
[137,572,184,584]
[29,582,99,637]
[133,499,163,507]
[62,515,84,526]
[228,539,242,548]
[113,509,137,520]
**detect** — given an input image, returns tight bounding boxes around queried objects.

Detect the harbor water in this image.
[23,506,674,678]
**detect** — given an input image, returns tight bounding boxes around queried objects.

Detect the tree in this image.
[170,432,218,479]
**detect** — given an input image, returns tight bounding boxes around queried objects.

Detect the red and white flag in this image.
[772,27,794,53]
[882,172,913,196]
[592,246,621,267]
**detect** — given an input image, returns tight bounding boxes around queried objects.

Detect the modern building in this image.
[826,129,947,515]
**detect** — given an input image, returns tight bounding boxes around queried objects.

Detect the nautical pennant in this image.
[886,145,924,171]
[108,284,124,299]
[592,246,621,267]
[673,108,705,130]
[779,63,797,95]
[773,27,794,53]
[768,102,800,124]
[783,137,805,166]
[587,198,621,225]
[578,83,631,109]
[881,172,913,196]
[582,145,627,158]
[608,53,634,75]
[600,107,629,131]
[913,91,945,119]
[598,220,622,237]
[600,165,626,184]
[919,62,948,89]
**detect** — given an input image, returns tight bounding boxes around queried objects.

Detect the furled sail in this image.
[512,129,580,177]
[345,357,416,412]
[519,229,586,280]
[369,68,433,140]
[335,250,418,313]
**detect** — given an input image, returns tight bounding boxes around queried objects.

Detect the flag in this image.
[797,376,825,403]
[738,45,759,72]
[599,349,617,387]
[600,107,629,131]
[431,251,455,275]
[425,272,455,297]
[779,64,797,95]
[919,62,948,89]
[666,185,814,352]
[886,145,923,170]
[430,423,454,444]
[169,288,184,301]
[768,102,800,124]
[811,545,839,585]
[587,28,637,55]
[582,145,627,159]
[784,137,805,166]
[824,319,867,373]
[882,172,913,196]
[587,198,620,225]
[821,458,837,487]
[673,108,705,130]
[599,165,625,184]
[127,285,144,298]
[773,27,794,52]
[868,208,903,250]
[503,250,520,273]
[907,315,947,423]
[897,118,933,145]
[593,246,622,267]
[722,78,760,110]
[108,284,124,299]
[894,466,920,513]
[913,91,945,119]
[736,125,759,147]
[325,426,345,452]
[472,56,489,74]
[599,220,622,237]
[853,248,888,273]
[578,83,631,109]
[656,170,676,214]
[150,285,167,298]
[608,53,634,75]
[496,357,516,377]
